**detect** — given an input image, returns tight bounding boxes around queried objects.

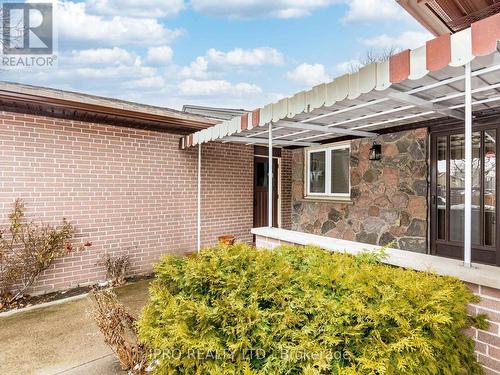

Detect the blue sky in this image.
[3,0,431,110]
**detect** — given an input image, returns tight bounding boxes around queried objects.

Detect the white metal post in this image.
[268,123,273,228]
[464,62,472,267]
[197,143,202,253]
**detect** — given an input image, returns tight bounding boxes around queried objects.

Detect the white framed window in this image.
[305,144,351,198]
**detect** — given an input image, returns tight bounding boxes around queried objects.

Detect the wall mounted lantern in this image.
[369,143,382,161]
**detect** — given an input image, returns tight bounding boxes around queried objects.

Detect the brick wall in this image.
[280,149,293,230]
[199,142,254,246]
[255,235,500,375]
[0,111,254,294]
[468,283,500,374]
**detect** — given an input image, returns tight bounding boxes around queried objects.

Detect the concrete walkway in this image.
[0,280,151,375]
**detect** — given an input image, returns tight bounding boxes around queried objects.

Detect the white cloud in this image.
[179,47,284,79]
[58,1,184,46]
[287,63,331,87]
[3,64,159,98]
[178,79,262,96]
[145,46,174,65]
[180,56,209,78]
[188,0,415,21]
[87,0,185,18]
[190,0,341,19]
[62,65,157,80]
[361,30,432,50]
[2,53,169,107]
[1,42,270,109]
[13,45,158,88]
[123,76,167,89]
[343,0,410,23]
[206,47,284,66]
[68,47,137,65]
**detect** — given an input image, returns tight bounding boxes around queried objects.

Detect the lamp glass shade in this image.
[369,144,381,161]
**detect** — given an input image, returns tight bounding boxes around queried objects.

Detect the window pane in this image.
[331,148,350,194]
[484,130,496,246]
[309,151,326,193]
[437,136,447,240]
[256,161,268,187]
[472,132,481,245]
[449,132,481,242]
[449,134,465,242]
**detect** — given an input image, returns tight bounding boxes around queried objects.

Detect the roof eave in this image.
[397,0,452,37]
[0,88,217,132]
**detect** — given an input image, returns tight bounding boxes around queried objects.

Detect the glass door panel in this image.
[449,134,465,242]
[485,130,496,247]
[448,132,481,243]
[472,132,481,245]
[431,128,498,266]
[437,136,447,240]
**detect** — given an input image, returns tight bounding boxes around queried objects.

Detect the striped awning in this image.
[181,12,500,149]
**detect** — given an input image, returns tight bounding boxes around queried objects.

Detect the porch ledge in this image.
[251,227,500,290]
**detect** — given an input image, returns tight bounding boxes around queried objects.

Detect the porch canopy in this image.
[182,14,500,150]
[182,13,500,265]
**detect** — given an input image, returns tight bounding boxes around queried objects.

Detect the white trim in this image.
[409,45,428,80]
[268,122,273,228]
[450,28,473,67]
[294,106,415,142]
[276,120,377,138]
[305,143,351,199]
[464,62,472,267]
[450,95,500,109]
[222,136,318,147]
[352,111,436,131]
[387,92,464,120]
[277,157,282,229]
[197,144,201,254]
[251,227,500,290]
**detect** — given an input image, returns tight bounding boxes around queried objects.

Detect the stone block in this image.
[398,237,427,253]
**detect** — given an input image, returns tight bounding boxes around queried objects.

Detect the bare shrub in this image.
[89,289,148,374]
[99,252,131,287]
[348,47,401,73]
[0,199,90,306]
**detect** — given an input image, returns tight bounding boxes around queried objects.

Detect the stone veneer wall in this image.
[291,128,429,252]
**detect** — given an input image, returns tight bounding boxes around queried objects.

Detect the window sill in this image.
[302,196,353,204]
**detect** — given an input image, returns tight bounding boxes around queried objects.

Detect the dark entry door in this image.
[254,157,278,228]
[430,125,500,266]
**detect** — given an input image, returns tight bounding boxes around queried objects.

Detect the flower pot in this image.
[218,235,235,246]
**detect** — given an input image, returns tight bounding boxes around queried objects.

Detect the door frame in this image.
[253,154,281,229]
[430,123,500,266]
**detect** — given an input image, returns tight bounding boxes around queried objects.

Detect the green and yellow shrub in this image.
[138,244,485,375]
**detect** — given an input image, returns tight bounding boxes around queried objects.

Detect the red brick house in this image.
[0,82,272,293]
[0,9,499,374]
